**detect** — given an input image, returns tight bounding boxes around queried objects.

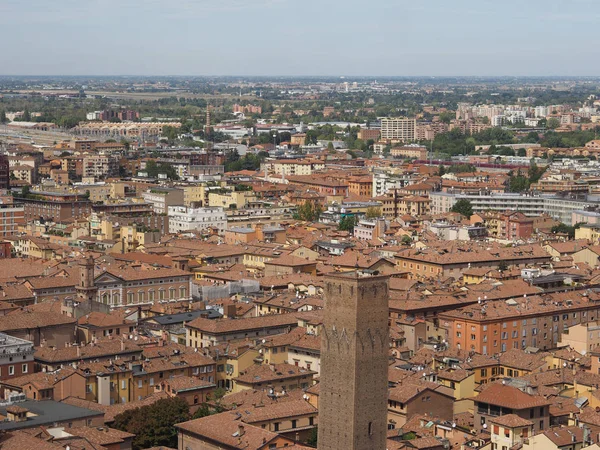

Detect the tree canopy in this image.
[113,397,190,450]
[338,215,357,232]
[145,160,180,180]
[451,199,473,218]
[293,201,322,222]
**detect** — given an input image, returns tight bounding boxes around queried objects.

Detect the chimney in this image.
[76,346,81,358]
[121,340,125,351]
[238,424,245,437]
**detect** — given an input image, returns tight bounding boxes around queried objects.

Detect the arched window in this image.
[169,288,175,300]
[112,293,120,305]
[102,293,109,304]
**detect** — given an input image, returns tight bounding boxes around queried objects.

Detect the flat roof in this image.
[0,400,103,430]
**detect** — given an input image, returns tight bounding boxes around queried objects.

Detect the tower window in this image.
[368,422,373,436]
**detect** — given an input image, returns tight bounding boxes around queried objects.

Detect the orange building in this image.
[439,291,600,355]
[348,176,373,197]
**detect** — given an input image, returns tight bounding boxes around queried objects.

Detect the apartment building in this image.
[142,188,184,214]
[261,159,325,177]
[380,118,417,142]
[0,334,34,383]
[430,192,590,225]
[185,314,299,348]
[0,196,24,238]
[347,176,373,197]
[168,206,227,233]
[0,155,9,190]
[20,191,92,222]
[474,383,550,434]
[440,291,600,355]
[207,190,256,209]
[82,155,118,179]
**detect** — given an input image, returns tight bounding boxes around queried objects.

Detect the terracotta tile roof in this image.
[542,426,583,446]
[0,431,64,449]
[186,313,298,334]
[3,367,80,390]
[176,411,283,450]
[78,311,135,328]
[473,383,550,409]
[0,310,75,332]
[163,375,214,392]
[388,382,452,404]
[235,363,315,385]
[236,399,317,423]
[0,283,34,302]
[498,348,548,372]
[437,368,472,382]
[397,243,550,266]
[288,333,320,352]
[221,388,305,410]
[35,339,142,363]
[404,436,447,449]
[264,255,316,267]
[489,414,532,428]
[66,426,135,445]
[103,266,191,282]
[548,396,580,417]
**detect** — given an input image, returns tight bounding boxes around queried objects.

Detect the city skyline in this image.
[2,0,600,76]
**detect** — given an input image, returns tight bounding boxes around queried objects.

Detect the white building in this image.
[534,106,549,118]
[86,111,103,121]
[491,115,504,127]
[168,206,227,233]
[430,192,590,225]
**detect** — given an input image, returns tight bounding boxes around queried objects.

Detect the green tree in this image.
[547,117,560,130]
[22,109,31,121]
[162,125,179,141]
[551,222,582,239]
[365,207,382,219]
[0,111,7,124]
[438,165,446,176]
[145,160,180,180]
[508,175,530,192]
[439,111,454,124]
[293,201,322,222]
[528,160,545,184]
[113,397,190,450]
[450,199,473,218]
[338,215,357,231]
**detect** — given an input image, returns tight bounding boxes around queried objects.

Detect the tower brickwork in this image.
[318,273,389,450]
[76,256,97,303]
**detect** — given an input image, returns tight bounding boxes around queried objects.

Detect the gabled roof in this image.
[473,383,550,409]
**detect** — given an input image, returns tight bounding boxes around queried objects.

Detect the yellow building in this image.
[437,369,475,414]
[211,343,260,391]
[182,184,208,206]
[208,190,256,209]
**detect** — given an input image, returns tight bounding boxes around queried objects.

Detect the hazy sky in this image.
[2,0,599,76]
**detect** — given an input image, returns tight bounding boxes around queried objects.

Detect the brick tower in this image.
[76,255,97,303]
[318,272,389,450]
